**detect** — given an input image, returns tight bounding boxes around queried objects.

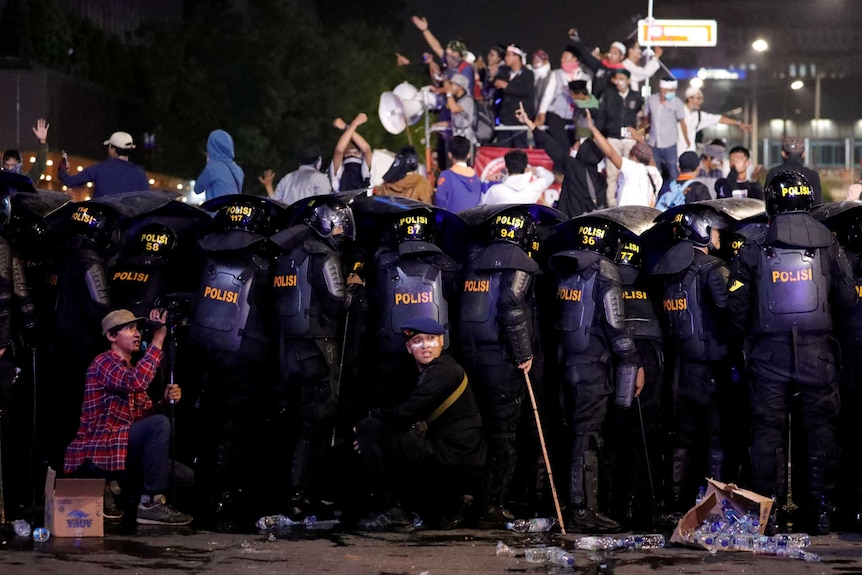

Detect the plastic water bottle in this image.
[550,547,576,567]
[495,541,516,557]
[617,534,665,549]
[574,536,616,550]
[774,533,811,548]
[524,546,554,563]
[255,514,300,529]
[32,527,50,542]
[695,486,707,506]
[506,517,556,533]
[412,513,424,529]
[753,538,820,561]
[13,519,31,537]
[303,515,317,528]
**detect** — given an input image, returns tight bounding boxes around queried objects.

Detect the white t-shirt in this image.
[678,106,722,153]
[617,157,661,207]
[481,167,555,205]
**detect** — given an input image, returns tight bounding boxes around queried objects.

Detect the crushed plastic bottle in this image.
[495,541,516,557]
[303,515,317,528]
[616,534,665,550]
[774,533,811,548]
[255,514,301,529]
[506,517,556,533]
[13,519,31,537]
[695,486,707,506]
[412,513,423,529]
[574,536,616,551]
[753,538,819,561]
[32,527,50,542]
[524,546,554,563]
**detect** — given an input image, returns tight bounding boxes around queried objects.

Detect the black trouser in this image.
[837,344,862,518]
[604,339,663,524]
[560,356,613,507]
[278,336,337,494]
[459,343,524,510]
[748,336,839,513]
[671,358,731,506]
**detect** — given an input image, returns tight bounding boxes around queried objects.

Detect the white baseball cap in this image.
[103,131,135,150]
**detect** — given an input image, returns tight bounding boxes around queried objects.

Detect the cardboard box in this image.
[44,466,105,537]
[670,478,773,549]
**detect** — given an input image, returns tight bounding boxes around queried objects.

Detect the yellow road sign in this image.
[638,19,718,47]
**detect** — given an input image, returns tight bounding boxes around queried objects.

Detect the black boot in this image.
[566,450,619,533]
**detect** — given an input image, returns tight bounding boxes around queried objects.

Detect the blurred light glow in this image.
[690,78,704,89]
[148,179,155,185]
[752,39,769,52]
[791,80,804,90]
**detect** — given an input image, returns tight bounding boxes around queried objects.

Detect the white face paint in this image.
[405,333,444,367]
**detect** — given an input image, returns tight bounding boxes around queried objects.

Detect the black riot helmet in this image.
[68,203,116,249]
[213,199,272,236]
[133,223,177,257]
[394,209,436,244]
[764,171,814,216]
[489,206,537,253]
[572,218,619,259]
[303,196,356,241]
[615,235,643,268]
[0,194,10,230]
[672,208,726,247]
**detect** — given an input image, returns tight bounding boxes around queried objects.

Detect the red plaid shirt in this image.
[63,346,163,473]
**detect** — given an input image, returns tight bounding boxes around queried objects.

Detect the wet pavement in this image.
[3,521,862,574]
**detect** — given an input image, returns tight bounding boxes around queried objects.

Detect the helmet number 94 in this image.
[500,228,516,239]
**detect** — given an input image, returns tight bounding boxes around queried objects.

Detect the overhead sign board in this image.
[638,19,718,47]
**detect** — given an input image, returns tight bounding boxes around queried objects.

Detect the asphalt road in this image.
[2,522,862,574]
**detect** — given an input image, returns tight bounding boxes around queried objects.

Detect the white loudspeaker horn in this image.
[378,82,434,135]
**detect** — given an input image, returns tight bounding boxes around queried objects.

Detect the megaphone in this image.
[378,82,437,135]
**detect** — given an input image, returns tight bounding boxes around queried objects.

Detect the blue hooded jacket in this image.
[194,129,244,201]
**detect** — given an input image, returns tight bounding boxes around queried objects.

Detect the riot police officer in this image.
[729,172,856,534]
[41,202,117,467]
[547,215,643,531]
[608,232,664,530]
[189,195,282,515]
[650,204,733,512]
[363,207,460,407]
[269,195,358,519]
[457,205,538,528]
[820,205,862,529]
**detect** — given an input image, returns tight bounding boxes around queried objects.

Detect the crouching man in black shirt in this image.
[354,318,487,531]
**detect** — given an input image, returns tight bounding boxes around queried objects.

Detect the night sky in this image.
[400,0,699,61]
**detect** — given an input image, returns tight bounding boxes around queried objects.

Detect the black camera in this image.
[154,293,193,328]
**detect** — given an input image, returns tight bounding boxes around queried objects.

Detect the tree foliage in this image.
[1,0,423,189]
[136,0,419,187]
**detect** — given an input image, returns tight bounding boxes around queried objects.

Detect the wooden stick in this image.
[523,371,566,535]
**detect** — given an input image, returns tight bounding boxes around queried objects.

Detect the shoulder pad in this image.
[598,258,621,283]
[475,242,539,273]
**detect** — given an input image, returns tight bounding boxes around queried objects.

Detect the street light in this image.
[791,80,804,90]
[750,38,769,164]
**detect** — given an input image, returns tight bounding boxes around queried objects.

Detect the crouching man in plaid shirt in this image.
[64,308,193,525]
